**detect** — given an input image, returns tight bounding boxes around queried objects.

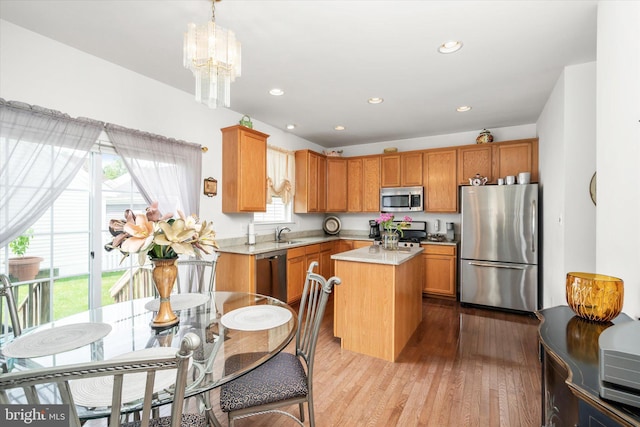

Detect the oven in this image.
[380,186,424,213]
[374,220,428,247]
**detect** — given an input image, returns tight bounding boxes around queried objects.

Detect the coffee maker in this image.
[369,220,381,239]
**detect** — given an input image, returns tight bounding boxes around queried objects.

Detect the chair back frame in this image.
[295,262,341,383]
[0,274,22,337]
[0,333,201,427]
[176,252,220,294]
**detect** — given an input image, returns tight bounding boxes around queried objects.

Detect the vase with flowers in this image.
[376,213,412,251]
[105,202,218,328]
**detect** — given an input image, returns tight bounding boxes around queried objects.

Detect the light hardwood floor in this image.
[205,297,542,427]
[85,297,541,426]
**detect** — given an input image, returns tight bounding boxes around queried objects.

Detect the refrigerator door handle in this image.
[531,200,536,253]
[468,261,527,270]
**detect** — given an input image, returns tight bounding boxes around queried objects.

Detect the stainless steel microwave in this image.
[380,186,424,212]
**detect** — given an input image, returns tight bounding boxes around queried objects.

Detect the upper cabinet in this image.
[294,150,325,213]
[221,125,268,213]
[347,158,363,212]
[346,156,381,213]
[381,152,423,187]
[457,145,493,185]
[293,137,537,214]
[326,158,348,212]
[381,154,401,187]
[362,156,381,212]
[401,152,423,187]
[424,148,458,213]
[457,138,539,185]
[493,138,539,183]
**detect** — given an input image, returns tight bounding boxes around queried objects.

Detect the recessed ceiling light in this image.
[438,40,463,54]
[368,97,384,104]
[286,124,296,130]
[269,88,285,96]
[334,125,345,131]
[456,105,472,112]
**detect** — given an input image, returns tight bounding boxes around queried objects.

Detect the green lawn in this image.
[53,271,123,319]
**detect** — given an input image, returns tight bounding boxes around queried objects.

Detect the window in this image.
[1,142,146,332]
[254,196,291,224]
[254,146,295,224]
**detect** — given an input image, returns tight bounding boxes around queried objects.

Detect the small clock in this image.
[589,172,596,205]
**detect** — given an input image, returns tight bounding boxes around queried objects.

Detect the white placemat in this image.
[69,347,183,408]
[220,305,293,331]
[0,322,112,359]
[144,293,209,312]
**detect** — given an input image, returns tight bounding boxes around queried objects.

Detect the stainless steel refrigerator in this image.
[460,184,539,312]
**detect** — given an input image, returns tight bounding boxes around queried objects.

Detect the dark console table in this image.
[537,306,640,427]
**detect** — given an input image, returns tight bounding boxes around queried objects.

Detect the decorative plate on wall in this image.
[323,216,341,235]
[590,172,597,205]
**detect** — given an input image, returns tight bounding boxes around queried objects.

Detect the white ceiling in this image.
[0,0,597,148]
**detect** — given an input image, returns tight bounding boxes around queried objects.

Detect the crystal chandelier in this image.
[183,0,241,108]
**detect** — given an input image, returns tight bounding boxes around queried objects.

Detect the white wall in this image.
[596,1,640,319]
[537,63,597,309]
[0,20,327,240]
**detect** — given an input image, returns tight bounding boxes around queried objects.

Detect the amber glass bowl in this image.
[566,272,623,322]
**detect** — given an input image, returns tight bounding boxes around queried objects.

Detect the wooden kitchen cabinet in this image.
[401,152,423,186]
[362,156,381,212]
[347,156,380,212]
[334,239,353,254]
[347,158,363,212]
[380,154,401,187]
[286,244,320,303]
[381,152,422,187]
[457,144,493,185]
[493,138,539,183]
[326,158,348,212]
[295,150,327,213]
[318,155,327,211]
[319,241,334,279]
[215,252,256,293]
[352,240,373,249]
[286,247,306,303]
[221,125,268,213]
[457,138,538,185]
[421,244,457,298]
[424,148,458,213]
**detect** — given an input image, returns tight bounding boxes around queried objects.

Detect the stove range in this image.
[374,220,427,248]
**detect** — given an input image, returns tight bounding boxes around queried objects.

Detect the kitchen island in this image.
[332,245,424,362]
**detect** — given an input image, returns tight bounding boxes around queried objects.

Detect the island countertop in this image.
[331,245,423,266]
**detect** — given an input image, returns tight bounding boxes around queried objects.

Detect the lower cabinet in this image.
[319,241,334,279]
[286,244,320,303]
[421,244,457,298]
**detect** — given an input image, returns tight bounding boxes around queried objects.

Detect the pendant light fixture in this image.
[183,0,241,108]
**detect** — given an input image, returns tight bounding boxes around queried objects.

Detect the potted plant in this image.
[8,228,43,282]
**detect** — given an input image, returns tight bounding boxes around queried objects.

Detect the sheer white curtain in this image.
[0,99,103,248]
[104,124,202,218]
[266,146,295,204]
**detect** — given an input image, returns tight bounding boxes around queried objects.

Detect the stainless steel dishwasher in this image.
[255,249,287,302]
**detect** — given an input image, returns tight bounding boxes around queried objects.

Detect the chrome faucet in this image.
[275,226,291,242]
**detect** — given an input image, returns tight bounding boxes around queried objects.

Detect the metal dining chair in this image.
[0,332,207,427]
[176,252,220,294]
[218,261,341,426]
[0,273,22,339]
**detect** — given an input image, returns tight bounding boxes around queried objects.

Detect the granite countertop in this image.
[216,233,456,256]
[331,245,423,266]
[216,235,344,255]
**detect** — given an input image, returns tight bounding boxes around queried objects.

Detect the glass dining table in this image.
[0,291,297,426]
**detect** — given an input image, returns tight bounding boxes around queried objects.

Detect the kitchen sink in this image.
[278,240,302,245]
